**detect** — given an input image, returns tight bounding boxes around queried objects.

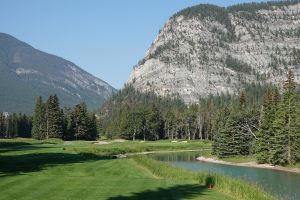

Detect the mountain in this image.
[0,33,117,114]
[128,1,300,104]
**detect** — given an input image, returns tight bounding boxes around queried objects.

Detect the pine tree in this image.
[88,113,98,140]
[45,95,63,138]
[216,114,239,158]
[17,113,32,138]
[271,70,300,165]
[256,87,277,164]
[74,102,89,140]
[212,107,230,155]
[32,96,46,139]
[64,108,76,140]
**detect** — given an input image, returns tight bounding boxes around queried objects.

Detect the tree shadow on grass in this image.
[0,141,32,147]
[108,184,210,200]
[0,152,109,175]
[0,145,54,153]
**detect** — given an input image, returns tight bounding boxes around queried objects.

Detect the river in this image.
[150,151,300,200]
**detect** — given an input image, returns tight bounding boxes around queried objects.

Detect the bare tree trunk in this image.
[198,103,202,140]
[133,128,136,141]
[287,98,292,164]
[46,119,49,139]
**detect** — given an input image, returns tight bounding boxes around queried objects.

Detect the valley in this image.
[1,1,300,200]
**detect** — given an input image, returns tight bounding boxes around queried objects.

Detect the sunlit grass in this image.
[0,138,277,200]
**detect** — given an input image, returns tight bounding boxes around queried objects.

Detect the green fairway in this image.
[0,138,233,200]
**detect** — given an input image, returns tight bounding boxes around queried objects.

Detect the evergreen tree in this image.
[213,105,257,157]
[64,108,76,140]
[17,113,32,138]
[256,87,277,163]
[145,104,163,140]
[121,107,144,141]
[74,102,89,140]
[32,96,46,139]
[215,113,240,158]
[271,70,300,165]
[87,113,98,140]
[45,95,63,138]
[212,107,230,156]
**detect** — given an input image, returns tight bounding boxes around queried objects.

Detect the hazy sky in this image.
[0,0,266,89]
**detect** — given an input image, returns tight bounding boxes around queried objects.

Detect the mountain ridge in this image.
[128,1,300,104]
[0,32,117,114]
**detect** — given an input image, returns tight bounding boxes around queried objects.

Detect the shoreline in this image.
[196,156,300,174]
[125,149,210,156]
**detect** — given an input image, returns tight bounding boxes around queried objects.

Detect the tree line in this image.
[0,113,32,138]
[99,85,198,140]
[212,70,300,166]
[99,83,268,141]
[0,95,98,140]
[32,95,98,140]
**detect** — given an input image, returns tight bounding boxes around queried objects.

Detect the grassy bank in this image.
[0,138,277,200]
[133,156,276,200]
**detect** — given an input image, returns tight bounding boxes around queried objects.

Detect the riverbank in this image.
[197,156,300,174]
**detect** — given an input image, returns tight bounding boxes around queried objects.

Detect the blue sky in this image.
[0,0,266,89]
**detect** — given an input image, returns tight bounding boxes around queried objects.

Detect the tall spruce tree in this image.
[32,96,46,139]
[74,102,89,140]
[45,95,63,138]
[256,87,278,163]
[271,70,300,165]
[216,113,240,158]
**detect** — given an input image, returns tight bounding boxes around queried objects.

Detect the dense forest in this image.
[0,95,98,140]
[1,69,299,166]
[32,95,98,140]
[98,82,268,141]
[99,70,300,166]
[0,112,32,138]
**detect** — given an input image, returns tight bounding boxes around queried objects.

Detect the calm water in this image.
[150,152,300,200]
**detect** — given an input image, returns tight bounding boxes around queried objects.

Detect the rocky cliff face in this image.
[128,2,300,103]
[0,33,117,113]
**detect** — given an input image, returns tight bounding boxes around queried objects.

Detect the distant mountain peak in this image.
[0,33,117,113]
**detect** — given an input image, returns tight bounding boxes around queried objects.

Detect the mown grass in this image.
[70,139,211,157]
[0,138,233,200]
[0,138,277,200]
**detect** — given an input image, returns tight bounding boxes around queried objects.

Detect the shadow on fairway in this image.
[108,184,209,200]
[0,145,54,153]
[0,152,109,175]
[0,141,32,147]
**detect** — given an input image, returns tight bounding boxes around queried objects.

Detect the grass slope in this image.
[0,139,232,200]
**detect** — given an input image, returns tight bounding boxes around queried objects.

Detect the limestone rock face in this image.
[128,3,300,103]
